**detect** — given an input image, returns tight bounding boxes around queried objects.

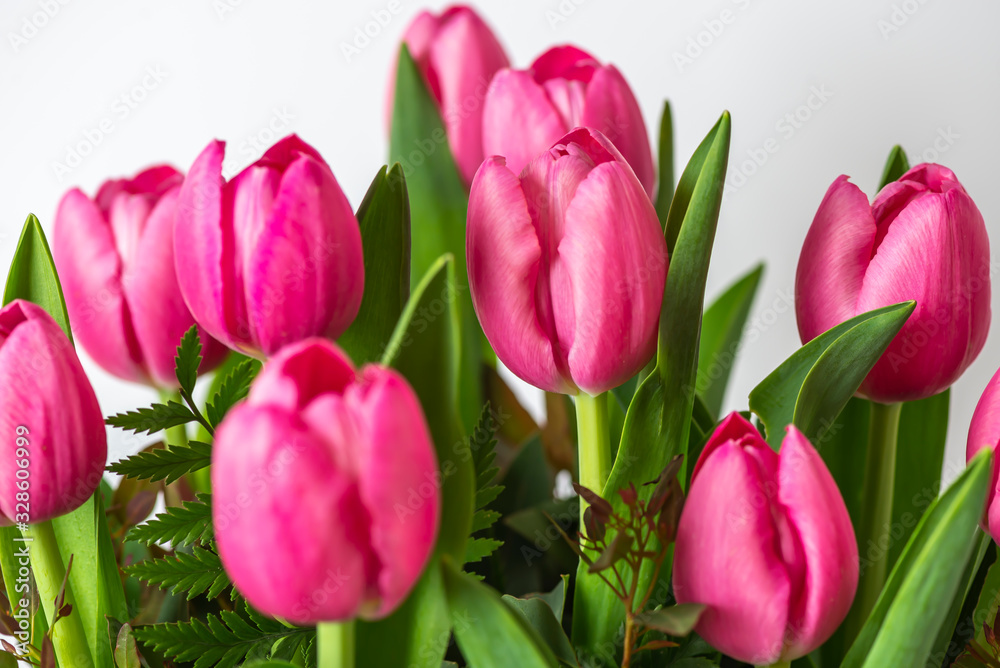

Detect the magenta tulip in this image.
[392,5,510,186]
[673,413,858,665]
[967,366,1000,543]
[175,135,364,357]
[212,338,439,623]
[53,165,227,387]
[796,164,990,403]
[466,127,666,396]
[482,45,655,196]
[0,300,107,524]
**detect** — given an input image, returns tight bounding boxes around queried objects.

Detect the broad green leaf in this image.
[842,448,992,667]
[928,531,991,665]
[573,112,731,661]
[503,594,579,666]
[339,163,411,365]
[389,45,481,432]
[114,623,141,668]
[382,255,474,563]
[971,544,1000,647]
[442,559,559,668]
[654,99,675,225]
[696,263,764,416]
[3,214,72,338]
[748,301,914,448]
[878,145,910,190]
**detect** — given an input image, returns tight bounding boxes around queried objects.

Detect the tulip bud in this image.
[673,413,858,665]
[483,45,655,196]
[175,135,364,357]
[796,164,991,403]
[466,127,666,395]
[53,165,228,387]
[0,300,107,524]
[212,338,439,623]
[967,366,1000,543]
[391,5,510,186]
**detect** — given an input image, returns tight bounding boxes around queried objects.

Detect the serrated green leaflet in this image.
[125,546,230,600]
[128,493,213,547]
[107,440,212,484]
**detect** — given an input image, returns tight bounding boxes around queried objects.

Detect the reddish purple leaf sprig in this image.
[548,455,705,668]
[954,608,1000,667]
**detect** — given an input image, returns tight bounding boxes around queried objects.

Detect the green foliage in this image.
[206,359,261,428]
[105,401,197,435]
[128,494,213,547]
[125,545,230,600]
[175,325,203,398]
[107,441,211,484]
[465,403,505,564]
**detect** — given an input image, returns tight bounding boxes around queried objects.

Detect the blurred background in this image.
[2,0,998,480]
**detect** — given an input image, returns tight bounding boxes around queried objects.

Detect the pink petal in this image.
[466,157,569,393]
[248,338,356,412]
[482,70,567,177]
[795,176,876,343]
[691,412,762,481]
[530,45,599,83]
[968,367,1000,540]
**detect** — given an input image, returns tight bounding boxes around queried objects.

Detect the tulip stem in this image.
[576,392,612,523]
[850,400,903,640]
[317,620,354,668]
[27,520,95,668]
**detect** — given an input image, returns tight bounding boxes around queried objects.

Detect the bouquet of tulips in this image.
[3,6,999,668]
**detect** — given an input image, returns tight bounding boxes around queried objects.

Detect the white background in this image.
[2,0,998,483]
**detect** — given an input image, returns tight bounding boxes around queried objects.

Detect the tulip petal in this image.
[248,338,356,412]
[466,157,569,393]
[673,441,790,666]
[691,412,762,481]
[777,426,859,660]
[530,45,599,82]
[482,70,567,177]
[969,367,1000,540]
[795,176,876,343]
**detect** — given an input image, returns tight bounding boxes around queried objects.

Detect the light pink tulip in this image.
[673,413,858,665]
[53,165,227,387]
[967,366,1000,543]
[391,5,510,186]
[796,164,990,403]
[466,127,666,395]
[212,338,439,623]
[0,300,107,524]
[482,45,655,196]
[175,135,364,357]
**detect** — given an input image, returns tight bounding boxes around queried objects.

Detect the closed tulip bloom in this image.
[482,45,655,196]
[0,301,107,524]
[967,366,1000,542]
[176,135,364,357]
[796,164,990,403]
[392,5,510,185]
[53,165,227,387]
[673,413,858,665]
[213,339,439,623]
[467,127,666,396]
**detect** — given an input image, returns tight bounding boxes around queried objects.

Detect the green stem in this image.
[27,520,94,668]
[317,620,355,668]
[576,392,612,524]
[849,401,903,641]
[759,662,791,668]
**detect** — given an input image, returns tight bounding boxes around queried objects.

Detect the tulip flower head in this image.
[392,5,510,185]
[466,127,667,396]
[483,45,655,195]
[673,413,858,665]
[175,135,364,358]
[53,165,227,387]
[212,339,439,623]
[796,164,990,403]
[0,300,107,524]
[968,366,1000,543]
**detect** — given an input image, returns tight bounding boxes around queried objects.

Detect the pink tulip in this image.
[967,366,1000,543]
[482,45,655,196]
[391,5,510,186]
[466,127,666,395]
[0,300,107,524]
[175,135,364,358]
[673,413,858,665]
[796,164,990,403]
[212,338,439,623]
[53,165,227,387]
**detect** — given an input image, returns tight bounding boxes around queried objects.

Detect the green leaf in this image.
[442,558,559,668]
[466,403,505,564]
[114,623,141,668]
[503,594,579,667]
[635,603,706,636]
[382,255,475,563]
[108,440,212,484]
[878,145,910,190]
[106,401,197,435]
[125,545,230,600]
[205,359,261,428]
[842,448,993,667]
[339,164,412,365]
[573,112,731,659]
[128,493,213,547]
[3,214,72,339]
[927,531,991,665]
[748,301,914,448]
[174,325,202,397]
[696,263,764,416]
[971,544,1000,647]
[654,100,675,225]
